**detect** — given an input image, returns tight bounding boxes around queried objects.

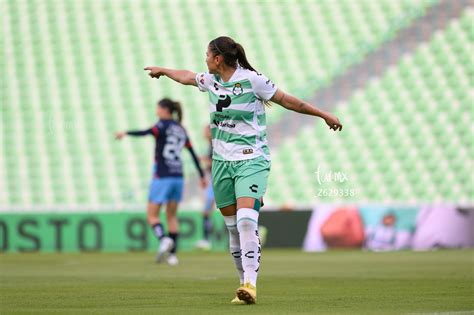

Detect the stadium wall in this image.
[0,211,229,253]
[0,210,314,253]
[1,205,472,253]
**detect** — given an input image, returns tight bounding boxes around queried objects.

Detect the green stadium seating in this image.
[267,9,473,206]
[2,0,463,210]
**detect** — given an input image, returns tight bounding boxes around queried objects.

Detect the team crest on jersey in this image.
[232,83,243,95]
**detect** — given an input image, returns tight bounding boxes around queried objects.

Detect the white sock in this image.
[237,208,260,287]
[223,215,244,284]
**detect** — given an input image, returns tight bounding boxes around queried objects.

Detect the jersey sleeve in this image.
[127,126,155,137]
[151,125,159,137]
[250,72,278,101]
[195,72,214,92]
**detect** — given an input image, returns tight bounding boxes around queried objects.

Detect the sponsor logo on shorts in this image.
[243,148,253,155]
[249,184,258,193]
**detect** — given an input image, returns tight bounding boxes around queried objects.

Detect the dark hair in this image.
[209,36,257,72]
[158,98,183,123]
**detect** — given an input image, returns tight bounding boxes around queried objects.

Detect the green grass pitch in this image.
[1,249,472,314]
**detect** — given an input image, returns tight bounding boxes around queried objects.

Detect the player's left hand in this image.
[115,131,126,140]
[323,112,343,131]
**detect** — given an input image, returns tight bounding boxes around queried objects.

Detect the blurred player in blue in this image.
[196,125,215,250]
[115,98,206,265]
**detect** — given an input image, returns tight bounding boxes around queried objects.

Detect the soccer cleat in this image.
[195,239,211,251]
[167,254,179,266]
[156,237,174,263]
[235,283,257,304]
[230,295,246,305]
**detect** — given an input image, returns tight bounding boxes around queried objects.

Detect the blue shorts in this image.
[148,177,184,204]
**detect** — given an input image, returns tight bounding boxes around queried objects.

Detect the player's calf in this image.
[236,208,261,288]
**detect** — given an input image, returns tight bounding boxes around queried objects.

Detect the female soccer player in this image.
[144,36,342,303]
[115,98,206,265]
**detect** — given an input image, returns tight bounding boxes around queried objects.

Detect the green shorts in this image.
[211,156,271,209]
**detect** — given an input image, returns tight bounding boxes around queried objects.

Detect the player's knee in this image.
[237,197,260,211]
[237,208,259,233]
[237,217,257,233]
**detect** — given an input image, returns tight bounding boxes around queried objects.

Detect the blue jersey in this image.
[127,119,204,179]
[153,119,189,177]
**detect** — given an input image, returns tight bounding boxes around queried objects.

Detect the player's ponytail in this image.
[209,36,257,72]
[158,98,183,123]
[234,43,256,72]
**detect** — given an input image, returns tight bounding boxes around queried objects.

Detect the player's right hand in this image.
[144,66,164,79]
[115,131,126,140]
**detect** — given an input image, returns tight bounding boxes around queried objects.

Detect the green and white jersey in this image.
[195,67,277,161]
